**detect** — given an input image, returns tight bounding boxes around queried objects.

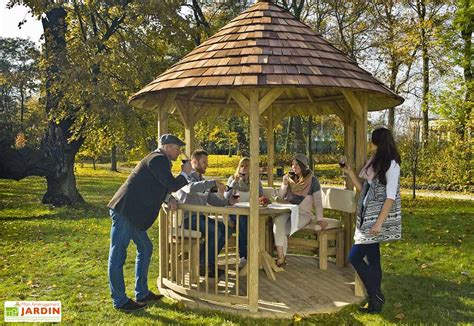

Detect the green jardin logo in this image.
[5,306,19,317]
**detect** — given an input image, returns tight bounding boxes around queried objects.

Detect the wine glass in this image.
[339,156,347,177]
[271,187,279,203]
[232,188,240,201]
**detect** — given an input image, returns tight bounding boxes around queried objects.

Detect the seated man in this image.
[176,149,236,278]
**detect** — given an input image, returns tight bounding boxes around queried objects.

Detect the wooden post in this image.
[175,100,196,157]
[343,91,368,297]
[343,109,355,266]
[184,126,195,158]
[248,90,260,312]
[157,93,176,140]
[266,106,274,186]
[158,209,167,288]
[157,107,168,139]
[354,94,368,177]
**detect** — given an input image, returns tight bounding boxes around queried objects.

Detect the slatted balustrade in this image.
[159,204,252,305]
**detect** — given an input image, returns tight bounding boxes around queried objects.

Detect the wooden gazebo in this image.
[129,0,403,317]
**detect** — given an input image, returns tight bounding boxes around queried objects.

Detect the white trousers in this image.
[273,212,311,255]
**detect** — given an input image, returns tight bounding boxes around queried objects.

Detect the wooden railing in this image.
[158,204,254,306]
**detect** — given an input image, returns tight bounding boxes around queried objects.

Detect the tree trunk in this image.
[110,145,118,172]
[41,7,84,206]
[421,47,429,142]
[20,87,25,127]
[387,60,398,130]
[293,116,305,153]
[417,0,430,142]
[235,117,248,156]
[459,0,473,140]
[284,117,293,154]
[307,116,314,170]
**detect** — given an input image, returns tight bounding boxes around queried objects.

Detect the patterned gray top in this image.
[354,177,402,245]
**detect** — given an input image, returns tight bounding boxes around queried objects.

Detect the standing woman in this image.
[342,127,402,314]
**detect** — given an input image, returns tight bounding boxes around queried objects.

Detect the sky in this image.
[0,0,43,45]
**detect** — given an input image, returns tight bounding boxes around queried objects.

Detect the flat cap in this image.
[159,134,185,146]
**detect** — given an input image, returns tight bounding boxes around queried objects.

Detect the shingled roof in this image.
[130,0,403,111]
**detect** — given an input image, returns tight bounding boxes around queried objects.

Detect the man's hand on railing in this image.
[164,196,178,212]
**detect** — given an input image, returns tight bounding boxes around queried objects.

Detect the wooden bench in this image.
[263,186,356,270]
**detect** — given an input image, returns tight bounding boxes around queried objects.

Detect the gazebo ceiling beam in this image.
[332,103,346,123]
[155,93,177,138]
[175,99,193,127]
[271,105,293,129]
[193,104,207,122]
[160,93,177,114]
[229,90,251,115]
[258,88,284,115]
[342,90,364,120]
[304,89,314,103]
[176,93,345,107]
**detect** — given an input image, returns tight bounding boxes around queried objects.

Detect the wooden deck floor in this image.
[159,255,364,318]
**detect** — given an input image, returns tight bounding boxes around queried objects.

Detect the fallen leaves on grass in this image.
[293,313,302,322]
[26,280,40,288]
[395,313,405,320]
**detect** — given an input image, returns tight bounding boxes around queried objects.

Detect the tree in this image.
[325,0,373,61]
[1,1,193,205]
[369,0,417,130]
[453,0,473,140]
[0,37,40,149]
[407,0,450,142]
[0,38,39,128]
[280,0,307,153]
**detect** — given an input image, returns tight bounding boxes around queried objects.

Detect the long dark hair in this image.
[369,128,401,185]
[295,159,311,178]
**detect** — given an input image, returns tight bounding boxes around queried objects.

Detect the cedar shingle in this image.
[130,0,403,111]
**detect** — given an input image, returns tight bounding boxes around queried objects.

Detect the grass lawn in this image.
[0,166,473,325]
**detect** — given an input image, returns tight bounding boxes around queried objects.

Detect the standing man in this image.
[176,149,237,278]
[107,134,192,312]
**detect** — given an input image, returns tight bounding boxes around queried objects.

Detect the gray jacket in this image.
[176,171,229,207]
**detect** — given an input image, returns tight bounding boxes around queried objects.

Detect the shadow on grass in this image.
[400,197,473,247]
[136,300,365,325]
[379,273,473,324]
[0,202,110,222]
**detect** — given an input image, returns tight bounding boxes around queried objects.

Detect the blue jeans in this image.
[349,243,382,297]
[182,214,225,267]
[108,209,153,308]
[229,214,248,259]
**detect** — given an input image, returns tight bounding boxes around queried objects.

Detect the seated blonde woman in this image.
[224,157,263,266]
[274,154,328,267]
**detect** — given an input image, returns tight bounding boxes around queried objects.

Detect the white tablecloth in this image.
[233,202,300,236]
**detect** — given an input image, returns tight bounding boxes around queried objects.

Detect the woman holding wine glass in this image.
[224,157,264,267]
[273,154,327,267]
[341,127,402,314]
